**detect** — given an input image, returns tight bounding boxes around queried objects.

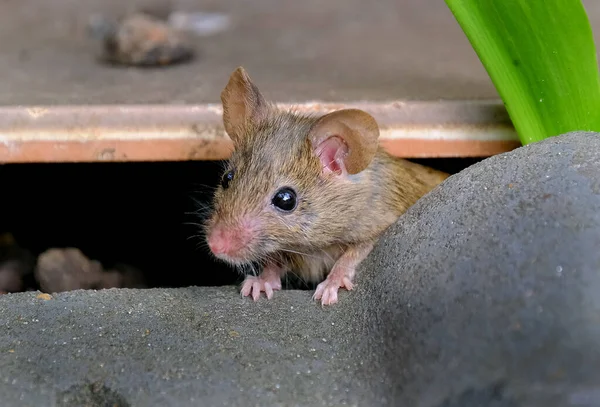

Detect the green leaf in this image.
[445,0,600,144]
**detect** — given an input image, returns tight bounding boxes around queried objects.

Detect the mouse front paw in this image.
[240,269,282,301]
[312,274,354,306]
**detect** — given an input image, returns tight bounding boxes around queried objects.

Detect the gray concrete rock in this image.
[349,131,600,407]
[0,288,363,407]
[1,131,600,407]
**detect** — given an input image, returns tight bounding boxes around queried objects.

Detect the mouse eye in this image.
[272,187,297,212]
[221,170,234,189]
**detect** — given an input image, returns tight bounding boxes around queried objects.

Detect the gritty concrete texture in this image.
[2,132,600,407]
[1,0,600,105]
[351,131,600,406]
[0,287,364,407]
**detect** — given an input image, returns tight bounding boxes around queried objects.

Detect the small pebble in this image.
[90,12,194,66]
[36,293,52,301]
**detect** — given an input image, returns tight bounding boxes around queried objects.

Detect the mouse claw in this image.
[240,280,253,297]
[313,273,355,306]
[264,283,274,299]
[251,281,261,301]
[342,277,354,291]
[312,284,325,301]
[322,287,339,306]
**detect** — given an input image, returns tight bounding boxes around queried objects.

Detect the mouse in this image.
[204,67,449,306]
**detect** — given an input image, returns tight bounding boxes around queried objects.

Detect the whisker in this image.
[287,268,310,288]
[188,181,219,191]
[186,234,205,241]
[318,248,335,262]
[183,221,207,227]
[278,248,321,260]
[187,195,213,208]
[186,202,212,211]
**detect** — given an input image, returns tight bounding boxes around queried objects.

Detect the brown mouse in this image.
[204,67,449,305]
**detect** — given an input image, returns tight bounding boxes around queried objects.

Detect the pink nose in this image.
[207,225,251,257]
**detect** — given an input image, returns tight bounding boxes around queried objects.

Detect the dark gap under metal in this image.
[0,157,480,293]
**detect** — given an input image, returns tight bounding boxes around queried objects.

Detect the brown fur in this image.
[205,67,449,285]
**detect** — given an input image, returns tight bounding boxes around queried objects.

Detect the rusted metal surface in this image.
[0,101,520,163]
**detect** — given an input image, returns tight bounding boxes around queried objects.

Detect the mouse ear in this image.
[220,67,269,143]
[308,109,380,176]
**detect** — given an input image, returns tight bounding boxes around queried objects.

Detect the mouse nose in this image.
[207,224,252,258]
[207,232,226,255]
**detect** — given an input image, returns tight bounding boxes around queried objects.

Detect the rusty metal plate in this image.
[0,101,520,163]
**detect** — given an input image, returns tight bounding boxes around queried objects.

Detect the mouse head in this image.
[204,67,380,266]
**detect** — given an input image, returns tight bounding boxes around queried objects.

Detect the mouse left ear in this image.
[308,109,380,176]
[221,67,270,144]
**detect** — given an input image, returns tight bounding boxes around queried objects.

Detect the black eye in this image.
[272,187,297,212]
[221,170,234,189]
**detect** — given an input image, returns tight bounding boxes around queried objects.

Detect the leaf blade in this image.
[445,0,600,144]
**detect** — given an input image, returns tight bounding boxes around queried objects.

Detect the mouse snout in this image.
[206,220,256,259]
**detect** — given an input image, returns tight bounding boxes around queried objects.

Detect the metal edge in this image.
[0,100,519,163]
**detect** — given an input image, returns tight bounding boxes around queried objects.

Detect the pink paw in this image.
[240,274,282,301]
[312,275,354,306]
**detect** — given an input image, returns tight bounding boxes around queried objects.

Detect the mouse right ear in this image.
[220,67,269,143]
[308,109,380,176]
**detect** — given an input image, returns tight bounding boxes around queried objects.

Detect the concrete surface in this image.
[1,132,600,407]
[1,0,600,105]
[353,131,600,406]
[0,288,364,407]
